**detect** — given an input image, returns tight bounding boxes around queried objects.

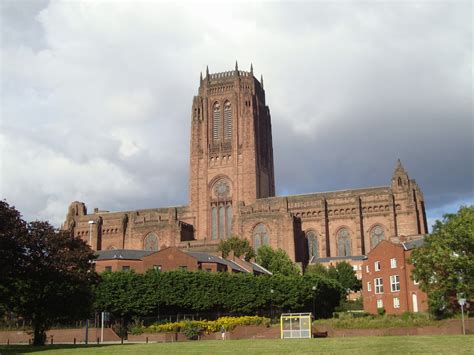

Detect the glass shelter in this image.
[280,313,312,339]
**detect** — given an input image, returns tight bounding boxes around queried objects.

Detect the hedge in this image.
[94,270,344,320]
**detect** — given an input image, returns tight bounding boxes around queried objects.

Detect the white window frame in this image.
[375,277,384,294]
[367,281,372,292]
[366,265,370,273]
[375,261,381,271]
[393,297,400,308]
[413,278,419,285]
[390,258,397,268]
[377,299,383,309]
[390,275,400,292]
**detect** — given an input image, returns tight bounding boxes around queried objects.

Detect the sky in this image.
[1,0,472,231]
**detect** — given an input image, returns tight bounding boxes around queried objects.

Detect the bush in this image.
[377,307,386,316]
[129,317,144,335]
[316,312,436,329]
[182,321,203,340]
[143,316,270,334]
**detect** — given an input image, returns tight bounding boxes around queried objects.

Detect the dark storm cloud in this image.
[0,1,471,228]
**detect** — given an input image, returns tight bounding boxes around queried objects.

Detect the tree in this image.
[12,220,98,345]
[305,263,329,277]
[306,261,361,294]
[217,236,255,261]
[0,201,27,310]
[410,205,474,318]
[331,261,362,293]
[256,246,300,276]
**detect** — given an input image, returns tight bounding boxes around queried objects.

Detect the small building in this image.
[94,247,271,275]
[361,239,427,314]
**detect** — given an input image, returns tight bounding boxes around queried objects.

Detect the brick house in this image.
[94,247,271,275]
[362,239,428,314]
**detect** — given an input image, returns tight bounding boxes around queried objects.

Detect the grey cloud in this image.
[0,1,472,228]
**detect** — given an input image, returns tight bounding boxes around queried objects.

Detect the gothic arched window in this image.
[144,233,159,251]
[337,228,351,256]
[212,102,221,141]
[370,225,385,249]
[306,231,318,259]
[253,223,270,251]
[224,101,232,140]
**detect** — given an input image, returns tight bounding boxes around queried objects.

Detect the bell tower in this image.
[189,63,275,240]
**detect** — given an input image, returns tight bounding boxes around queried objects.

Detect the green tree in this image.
[410,205,474,318]
[0,201,27,310]
[332,261,362,293]
[306,261,361,293]
[217,236,255,261]
[256,246,300,276]
[305,263,329,277]
[13,221,98,345]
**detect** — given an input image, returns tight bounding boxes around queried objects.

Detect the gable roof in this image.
[250,261,273,275]
[96,249,153,261]
[184,251,247,272]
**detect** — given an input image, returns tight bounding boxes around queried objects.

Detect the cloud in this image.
[0,1,472,227]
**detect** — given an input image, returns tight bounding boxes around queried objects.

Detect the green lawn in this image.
[1,336,472,354]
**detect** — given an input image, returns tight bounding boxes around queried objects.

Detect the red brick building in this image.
[362,239,428,314]
[63,64,428,267]
[94,247,271,275]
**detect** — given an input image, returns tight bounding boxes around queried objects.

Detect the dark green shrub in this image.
[182,321,202,340]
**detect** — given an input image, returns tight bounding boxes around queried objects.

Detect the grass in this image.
[0,336,473,354]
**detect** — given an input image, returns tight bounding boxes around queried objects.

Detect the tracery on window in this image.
[253,223,270,251]
[224,101,232,140]
[337,228,351,256]
[214,179,230,198]
[306,230,318,259]
[144,233,159,251]
[370,225,385,249]
[212,102,221,141]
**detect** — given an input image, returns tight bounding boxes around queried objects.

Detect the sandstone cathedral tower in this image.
[63,64,428,266]
[189,63,275,242]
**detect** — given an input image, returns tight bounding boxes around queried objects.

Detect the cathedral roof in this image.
[402,238,425,250]
[310,255,367,263]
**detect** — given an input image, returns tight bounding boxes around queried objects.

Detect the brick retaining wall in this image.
[315,319,473,337]
[0,328,120,344]
[0,319,471,344]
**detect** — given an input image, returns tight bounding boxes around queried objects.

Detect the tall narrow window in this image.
[224,101,232,140]
[253,223,270,251]
[370,225,385,249]
[337,228,351,256]
[306,231,318,259]
[219,206,225,239]
[211,207,218,240]
[213,102,221,141]
[226,206,233,237]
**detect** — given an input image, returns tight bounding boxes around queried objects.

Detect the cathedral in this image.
[63,64,428,266]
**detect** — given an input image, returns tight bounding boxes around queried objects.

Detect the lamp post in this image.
[312,286,317,318]
[270,289,274,322]
[88,220,96,248]
[457,293,466,335]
